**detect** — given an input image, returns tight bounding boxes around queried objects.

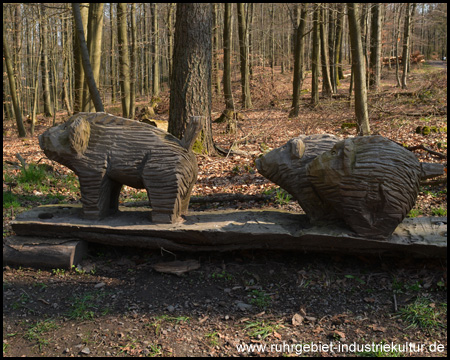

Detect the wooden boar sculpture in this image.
[307,135,423,239]
[257,135,444,239]
[39,112,202,223]
[256,134,342,222]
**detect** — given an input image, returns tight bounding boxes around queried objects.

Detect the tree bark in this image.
[117,3,130,118]
[212,3,221,95]
[169,3,215,155]
[167,3,175,82]
[72,3,104,113]
[223,3,234,110]
[290,4,307,117]
[311,5,320,106]
[152,3,160,97]
[82,3,103,112]
[347,3,370,135]
[110,4,117,104]
[369,3,382,91]
[3,22,26,137]
[401,3,417,89]
[40,4,53,117]
[73,3,88,113]
[320,5,333,96]
[130,3,136,119]
[237,3,252,109]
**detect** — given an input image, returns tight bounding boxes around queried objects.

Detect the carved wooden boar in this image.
[255,134,342,222]
[257,135,444,240]
[307,135,422,239]
[39,112,200,223]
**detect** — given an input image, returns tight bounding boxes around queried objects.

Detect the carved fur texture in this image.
[39,112,198,223]
[307,135,421,239]
[256,134,341,222]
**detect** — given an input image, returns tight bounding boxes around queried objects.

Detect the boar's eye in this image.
[331,150,337,155]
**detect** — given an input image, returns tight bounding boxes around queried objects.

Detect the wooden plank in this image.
[11,205,447,258]
[3,236,88,269]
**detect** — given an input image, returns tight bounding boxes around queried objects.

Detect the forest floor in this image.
[3,63,447,357]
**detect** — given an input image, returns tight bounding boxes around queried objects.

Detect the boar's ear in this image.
[69,117,91,155]
[290,138,305,159]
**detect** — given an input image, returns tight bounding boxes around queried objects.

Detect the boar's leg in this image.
[79,172,121,219]
[108,179,123,214]
[142,175,181,224]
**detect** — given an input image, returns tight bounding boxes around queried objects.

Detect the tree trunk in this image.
[167,3,175,82]
[347,3,370,136]
[212,3,221,95]
[369,3,382,91]
[169,3,215,155]
[3,22,26,137]
[72,3,104,113]
[40,4,53,117]
[290,4,307,117]
[73,3,88,113]
[223,3,234,110]
[395,4,403,87]
[320,5,333,96]
[152,3,160,97]
[311,5,320,106]
[336,3,345,80]
[328,5,337,93]
[401,3,417,89]
[110,4,117,104]
[82,3,103,112]
[130,3,136,119]
[237,3,252,109]
[117,3,130,118]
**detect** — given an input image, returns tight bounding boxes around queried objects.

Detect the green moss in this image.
[192,138,205,155]
[341,123,357,130]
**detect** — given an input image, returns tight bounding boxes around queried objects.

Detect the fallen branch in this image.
[420,177,447,186]
[15,153,27,169]
[404,144,447,159]
[214,144,259,157]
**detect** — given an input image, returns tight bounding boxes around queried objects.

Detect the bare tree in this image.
[169,3,215,155]
[311,4,320,106]
[152,3,160,97]
[72,3,104,112]
[223,3,234,111]
[320,5,333,96]
[401,3,417,89]
[369,3,382,91]
[40,4,53,117]
[82,3,103,111]
[130,3,136,119]
[73,3,88,113]
[347,3,370,135]
[290,3,307,117]
[3,22,26,137]
[237,3,252,109]
[117,3,130,118]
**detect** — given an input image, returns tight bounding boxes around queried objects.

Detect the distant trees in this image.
[3,22,26,136]
[2,3,447,138]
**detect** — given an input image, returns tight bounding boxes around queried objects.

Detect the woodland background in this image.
[2,3,448,357]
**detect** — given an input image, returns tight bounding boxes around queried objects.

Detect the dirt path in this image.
[426,60,447,69]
